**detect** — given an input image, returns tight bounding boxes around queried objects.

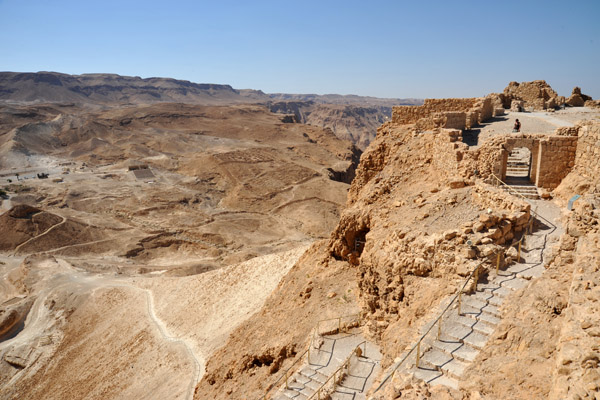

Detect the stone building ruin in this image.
[390,80,594,197]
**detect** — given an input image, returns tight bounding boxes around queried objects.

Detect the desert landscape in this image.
[1,74,600,400]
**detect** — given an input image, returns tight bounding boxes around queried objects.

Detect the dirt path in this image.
[0,265,202,400]
[142,288,203,400]
[526,112,574,127]
[12,215,67,255]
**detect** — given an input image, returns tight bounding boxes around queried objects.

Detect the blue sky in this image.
[1,0,599,98]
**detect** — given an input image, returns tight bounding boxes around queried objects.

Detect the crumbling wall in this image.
[502,80,564,110]
[431,129,469,180]
[573,121,600,179]
[566,86,593,107]
[476,96,494,122]
[536,136,578,189]
[393,96,498,131]
[392,98,477,125]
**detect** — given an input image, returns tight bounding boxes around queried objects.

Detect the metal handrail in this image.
[373,212,534,393]
[316,313,360,336]
[261,340,311,400]
[372,255,484,392]
[306,341,367,400]
[262,314,361,400]
[489,173,539,218]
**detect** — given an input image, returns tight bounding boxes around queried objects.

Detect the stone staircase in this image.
[392,223,551,391]
[506,156,530,178]
[503,148,540,199]
[272,332,381,400]
[502,177,540,200]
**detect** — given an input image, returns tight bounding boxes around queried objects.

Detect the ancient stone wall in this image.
[476,97,494,122]
[474,133,578,190]
[393,97,499,132]
[431,129,469,180]
[392,98,478,125]
[573,121,600,180]
[536,136,578,189]
[501,136,542,183]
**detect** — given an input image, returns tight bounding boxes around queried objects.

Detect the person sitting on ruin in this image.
[513,119,521,132]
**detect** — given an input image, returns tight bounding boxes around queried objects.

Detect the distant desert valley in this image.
[1,73,600,400]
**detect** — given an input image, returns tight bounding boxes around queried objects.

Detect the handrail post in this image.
[285,371,288,390]
[437,319,442,340]
[458,291,462,316]
[416,341,421,367]
[496,252,501,273]
[530,216,534,233]
[338,317,341,334]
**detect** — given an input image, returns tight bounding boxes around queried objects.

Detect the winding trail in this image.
[142,287,203,400]
[0,265,204,400]
[13,215,67,255]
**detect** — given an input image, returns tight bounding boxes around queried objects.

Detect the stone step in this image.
[505,264,546,280]
[440,324,490,350]
[458,304,501,326]
[471,291,504,307]
[279,388,309,400]
[460,295,502,318]
[446,313,495,336]
[476,283,513,298]
[330,391,356,400]
[302,378,322,391]
[299,367,327,384]
[505,186,538,192]
[431,339,480,363]
[411,366,459,390]
[497,275,529,291]
[420,348,469,379]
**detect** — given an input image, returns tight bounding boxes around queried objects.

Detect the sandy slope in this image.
[0,246,308,399]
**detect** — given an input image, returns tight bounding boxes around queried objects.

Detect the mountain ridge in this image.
[0,71,421,107]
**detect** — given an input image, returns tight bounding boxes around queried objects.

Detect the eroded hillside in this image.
[0,100,362,399]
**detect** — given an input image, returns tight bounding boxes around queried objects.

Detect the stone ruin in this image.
[392,97,498,131]
[502,80,564,111]
[392,81,596,133]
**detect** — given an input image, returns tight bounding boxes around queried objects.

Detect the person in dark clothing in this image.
[513,119,521,132]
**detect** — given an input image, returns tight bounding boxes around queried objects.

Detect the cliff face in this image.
[268,101,395,150]
[327,122,534,364]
